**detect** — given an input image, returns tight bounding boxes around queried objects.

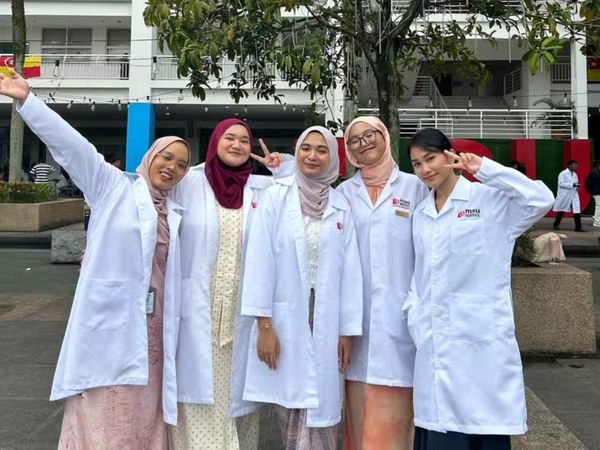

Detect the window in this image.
[42,29,92,55]
[107,29,130,55]
[0,42,30,55]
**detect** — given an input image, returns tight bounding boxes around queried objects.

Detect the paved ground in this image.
[0,229,599,449]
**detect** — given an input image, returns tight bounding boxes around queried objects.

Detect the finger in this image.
[249,152,264,163]
[259,138,271,156]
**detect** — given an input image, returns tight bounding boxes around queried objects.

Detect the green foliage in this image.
[143,0,598,154]
[0,181,57,203]
[532,98,578,135]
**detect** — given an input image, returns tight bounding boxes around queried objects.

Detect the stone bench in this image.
[513,263,597,355]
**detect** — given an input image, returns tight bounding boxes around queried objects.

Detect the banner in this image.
[0,55,41,78]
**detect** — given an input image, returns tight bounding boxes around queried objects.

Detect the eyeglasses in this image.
[346,129,380,151]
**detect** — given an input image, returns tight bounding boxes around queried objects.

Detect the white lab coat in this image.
[405,158,554,435]
[336,168,429,386]
[172,162,292,417]
[17,94,184,425]
[553,168,581,213]
[240,178,363,427]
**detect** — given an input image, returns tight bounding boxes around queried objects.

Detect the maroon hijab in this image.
[205,118,253,209]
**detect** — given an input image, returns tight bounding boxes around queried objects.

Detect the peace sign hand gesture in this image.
[249,138,284,169]
[444,150,482,175]
[0,70,31,103]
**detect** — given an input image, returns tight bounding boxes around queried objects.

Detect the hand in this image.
[0,70,31,103]
[338,336,354,374]
[249,138,283,169]
[444,150,482,174]
[257,321,280,370]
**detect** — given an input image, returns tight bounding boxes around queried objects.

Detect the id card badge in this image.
[146,288,156,316]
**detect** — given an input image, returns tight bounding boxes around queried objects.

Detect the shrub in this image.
[0,181,57,203]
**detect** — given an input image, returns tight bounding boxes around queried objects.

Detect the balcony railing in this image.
[391,0,523,14]
[29,54,131,80]
[154,55,294,83]
[357,107,574,139]
[551,63,571,83]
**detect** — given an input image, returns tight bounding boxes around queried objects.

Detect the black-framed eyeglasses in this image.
[346,129,381,151]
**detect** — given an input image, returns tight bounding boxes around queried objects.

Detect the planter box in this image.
[512,263,597,355]
[0,199,84,232]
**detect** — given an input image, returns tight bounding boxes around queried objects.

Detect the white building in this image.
[0,0,596,173]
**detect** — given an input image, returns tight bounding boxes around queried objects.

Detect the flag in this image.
[587,57,600,82]
[0,55,41,78]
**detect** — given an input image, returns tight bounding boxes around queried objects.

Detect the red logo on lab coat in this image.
[251,201,258,209]
[337,222,344,230]
[457,210,466,219]
[392,198,400,206]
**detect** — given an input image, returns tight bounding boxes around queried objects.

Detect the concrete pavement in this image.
[0,240,599,449]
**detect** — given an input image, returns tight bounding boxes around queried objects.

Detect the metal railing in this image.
[391,0,522,14]
[504,68,522,94]
[357,107,574,139]
[551,63,571,83]
[29,54,131,80]
[414,76,448,110]
[154,55,293,83]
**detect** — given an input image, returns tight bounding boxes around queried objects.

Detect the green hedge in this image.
[0,181,58,203]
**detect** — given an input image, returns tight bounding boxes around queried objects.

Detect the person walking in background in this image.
[338,116,429,450]
[553,160,585,232]
[406,128,554,450]
[107,153,122,169]
[30,160,55,184]
[585,160,600,228]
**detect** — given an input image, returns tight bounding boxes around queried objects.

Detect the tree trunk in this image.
[375,44,403,164]
[8,0,26,183]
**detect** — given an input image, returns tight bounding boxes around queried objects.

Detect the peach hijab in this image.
[136,136,191,245]
[344,116,396,204]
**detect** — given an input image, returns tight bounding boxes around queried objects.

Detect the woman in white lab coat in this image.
[406,128,554,450]
[169,118,290,450]
[240,126,363,449]
[337,117,429,450]
[0,71,191,449]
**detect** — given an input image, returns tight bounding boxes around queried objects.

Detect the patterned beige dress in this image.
[170,204,259,450]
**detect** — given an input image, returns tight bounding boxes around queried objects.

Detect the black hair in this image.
[567,159,578,167]
[407,128,452,158]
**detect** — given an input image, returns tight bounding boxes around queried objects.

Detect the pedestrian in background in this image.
[553,160,585,232]
[585,160,600,228]
[406,128,554,450]
[0,70,191,450]
[30,160,56,184]
[338,116,429,450]
[241,126,362,449]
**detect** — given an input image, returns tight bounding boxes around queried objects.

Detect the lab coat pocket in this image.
[385,291,410,340]
[80,279,131,331]
[450,219,484,255]
[448,294,493,343]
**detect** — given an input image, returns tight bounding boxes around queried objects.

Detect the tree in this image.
[9,0,26,182]
[144,0,599,161]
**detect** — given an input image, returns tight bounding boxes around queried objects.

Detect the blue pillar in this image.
[126,103,156,172]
